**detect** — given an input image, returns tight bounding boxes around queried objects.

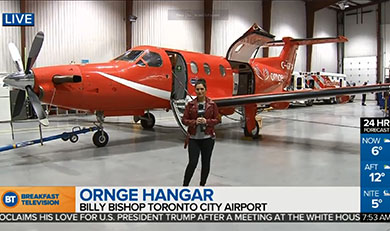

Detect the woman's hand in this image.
[196,117,207,125]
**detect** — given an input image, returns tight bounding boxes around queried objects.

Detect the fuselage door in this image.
[226,23,275,63]
[166,51,188,100]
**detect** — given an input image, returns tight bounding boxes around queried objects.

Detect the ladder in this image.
[170,98,189,135]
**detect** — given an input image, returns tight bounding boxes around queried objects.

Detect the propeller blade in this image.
[11,90,26,118]
[25,31,44,74]
[26,86,49,126]
[8,43,24,73]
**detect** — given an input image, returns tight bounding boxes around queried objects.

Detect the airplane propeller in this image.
[3,31,49,126]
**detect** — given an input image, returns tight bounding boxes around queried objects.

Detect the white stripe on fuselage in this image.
[97,72,170,100]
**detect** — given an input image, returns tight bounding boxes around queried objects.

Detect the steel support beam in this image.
[306,6,315,72]
[204,0,213,54]
[337,11,345,73]
[20,0,27,63]
[262,0,272,57]
[125,0,133,50]
[377,2,382,83]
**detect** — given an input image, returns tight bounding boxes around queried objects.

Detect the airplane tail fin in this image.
[252,36,348,88]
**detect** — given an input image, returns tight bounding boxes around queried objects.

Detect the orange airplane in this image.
[4,23,390,147]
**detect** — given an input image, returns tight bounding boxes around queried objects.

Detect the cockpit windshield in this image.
[115,50,143,62]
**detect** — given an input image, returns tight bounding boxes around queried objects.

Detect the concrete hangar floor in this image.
[0,100,388,231]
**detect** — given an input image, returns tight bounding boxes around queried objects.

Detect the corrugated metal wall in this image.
[132,1,204,53]
[25,1,126,67]
[344,5,377,58]
[211,1,262,57]
[0,0,21,73]
[312,8,337,73]
[270,1,306,72]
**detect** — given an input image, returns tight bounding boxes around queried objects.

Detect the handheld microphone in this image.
[198,104,206,132]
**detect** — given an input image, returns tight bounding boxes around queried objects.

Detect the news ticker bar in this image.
[360,118,390,213]
[0,213,389,222]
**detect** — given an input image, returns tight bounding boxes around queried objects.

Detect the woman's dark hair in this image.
[195,78,207,89]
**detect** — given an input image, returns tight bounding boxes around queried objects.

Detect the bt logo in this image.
[1,191,19,208]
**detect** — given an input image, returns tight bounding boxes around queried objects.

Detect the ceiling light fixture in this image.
[337,0,349,10]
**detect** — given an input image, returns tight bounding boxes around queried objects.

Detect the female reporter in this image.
[182,78,220,186]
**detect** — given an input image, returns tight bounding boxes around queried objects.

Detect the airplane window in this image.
[115,50,143,62]
[235,44,244,53]
[190,61,198,74]
[142,51,162,67]
[203,63,211,75]
[219,65,226,77]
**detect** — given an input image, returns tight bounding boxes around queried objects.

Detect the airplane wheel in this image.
[93,130,109,147]
[141,112,155,129]
[305,100,313,106]
[244,122,260,139]
[70,134,79,143]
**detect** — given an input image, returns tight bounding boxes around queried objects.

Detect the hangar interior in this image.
[0,0,390,230]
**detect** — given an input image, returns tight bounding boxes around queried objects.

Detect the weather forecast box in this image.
[361,117,390,213]
[361,161,390,187]
[360,134,390,161]
[361,187,390,213]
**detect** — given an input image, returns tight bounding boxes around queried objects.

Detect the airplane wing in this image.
[212,84,390,107]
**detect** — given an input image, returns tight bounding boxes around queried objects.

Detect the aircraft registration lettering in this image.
[280,61,293,71]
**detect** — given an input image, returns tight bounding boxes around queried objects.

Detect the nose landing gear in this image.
[93,111,109,147]
[93,130,109,147]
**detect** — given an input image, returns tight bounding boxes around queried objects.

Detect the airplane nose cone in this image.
[3,72,35,90]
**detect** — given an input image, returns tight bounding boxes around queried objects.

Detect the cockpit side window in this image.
[115,50,143,62]
[136,60,146,67]
[142,51,163,67]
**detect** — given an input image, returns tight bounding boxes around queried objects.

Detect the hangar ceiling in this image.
[303,0,389,11]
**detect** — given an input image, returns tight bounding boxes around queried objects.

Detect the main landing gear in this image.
[93,111,109,147]
[134,112,156,129]
[244,122,260,139]
[242,104,260,139]
[140,112,155,129]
